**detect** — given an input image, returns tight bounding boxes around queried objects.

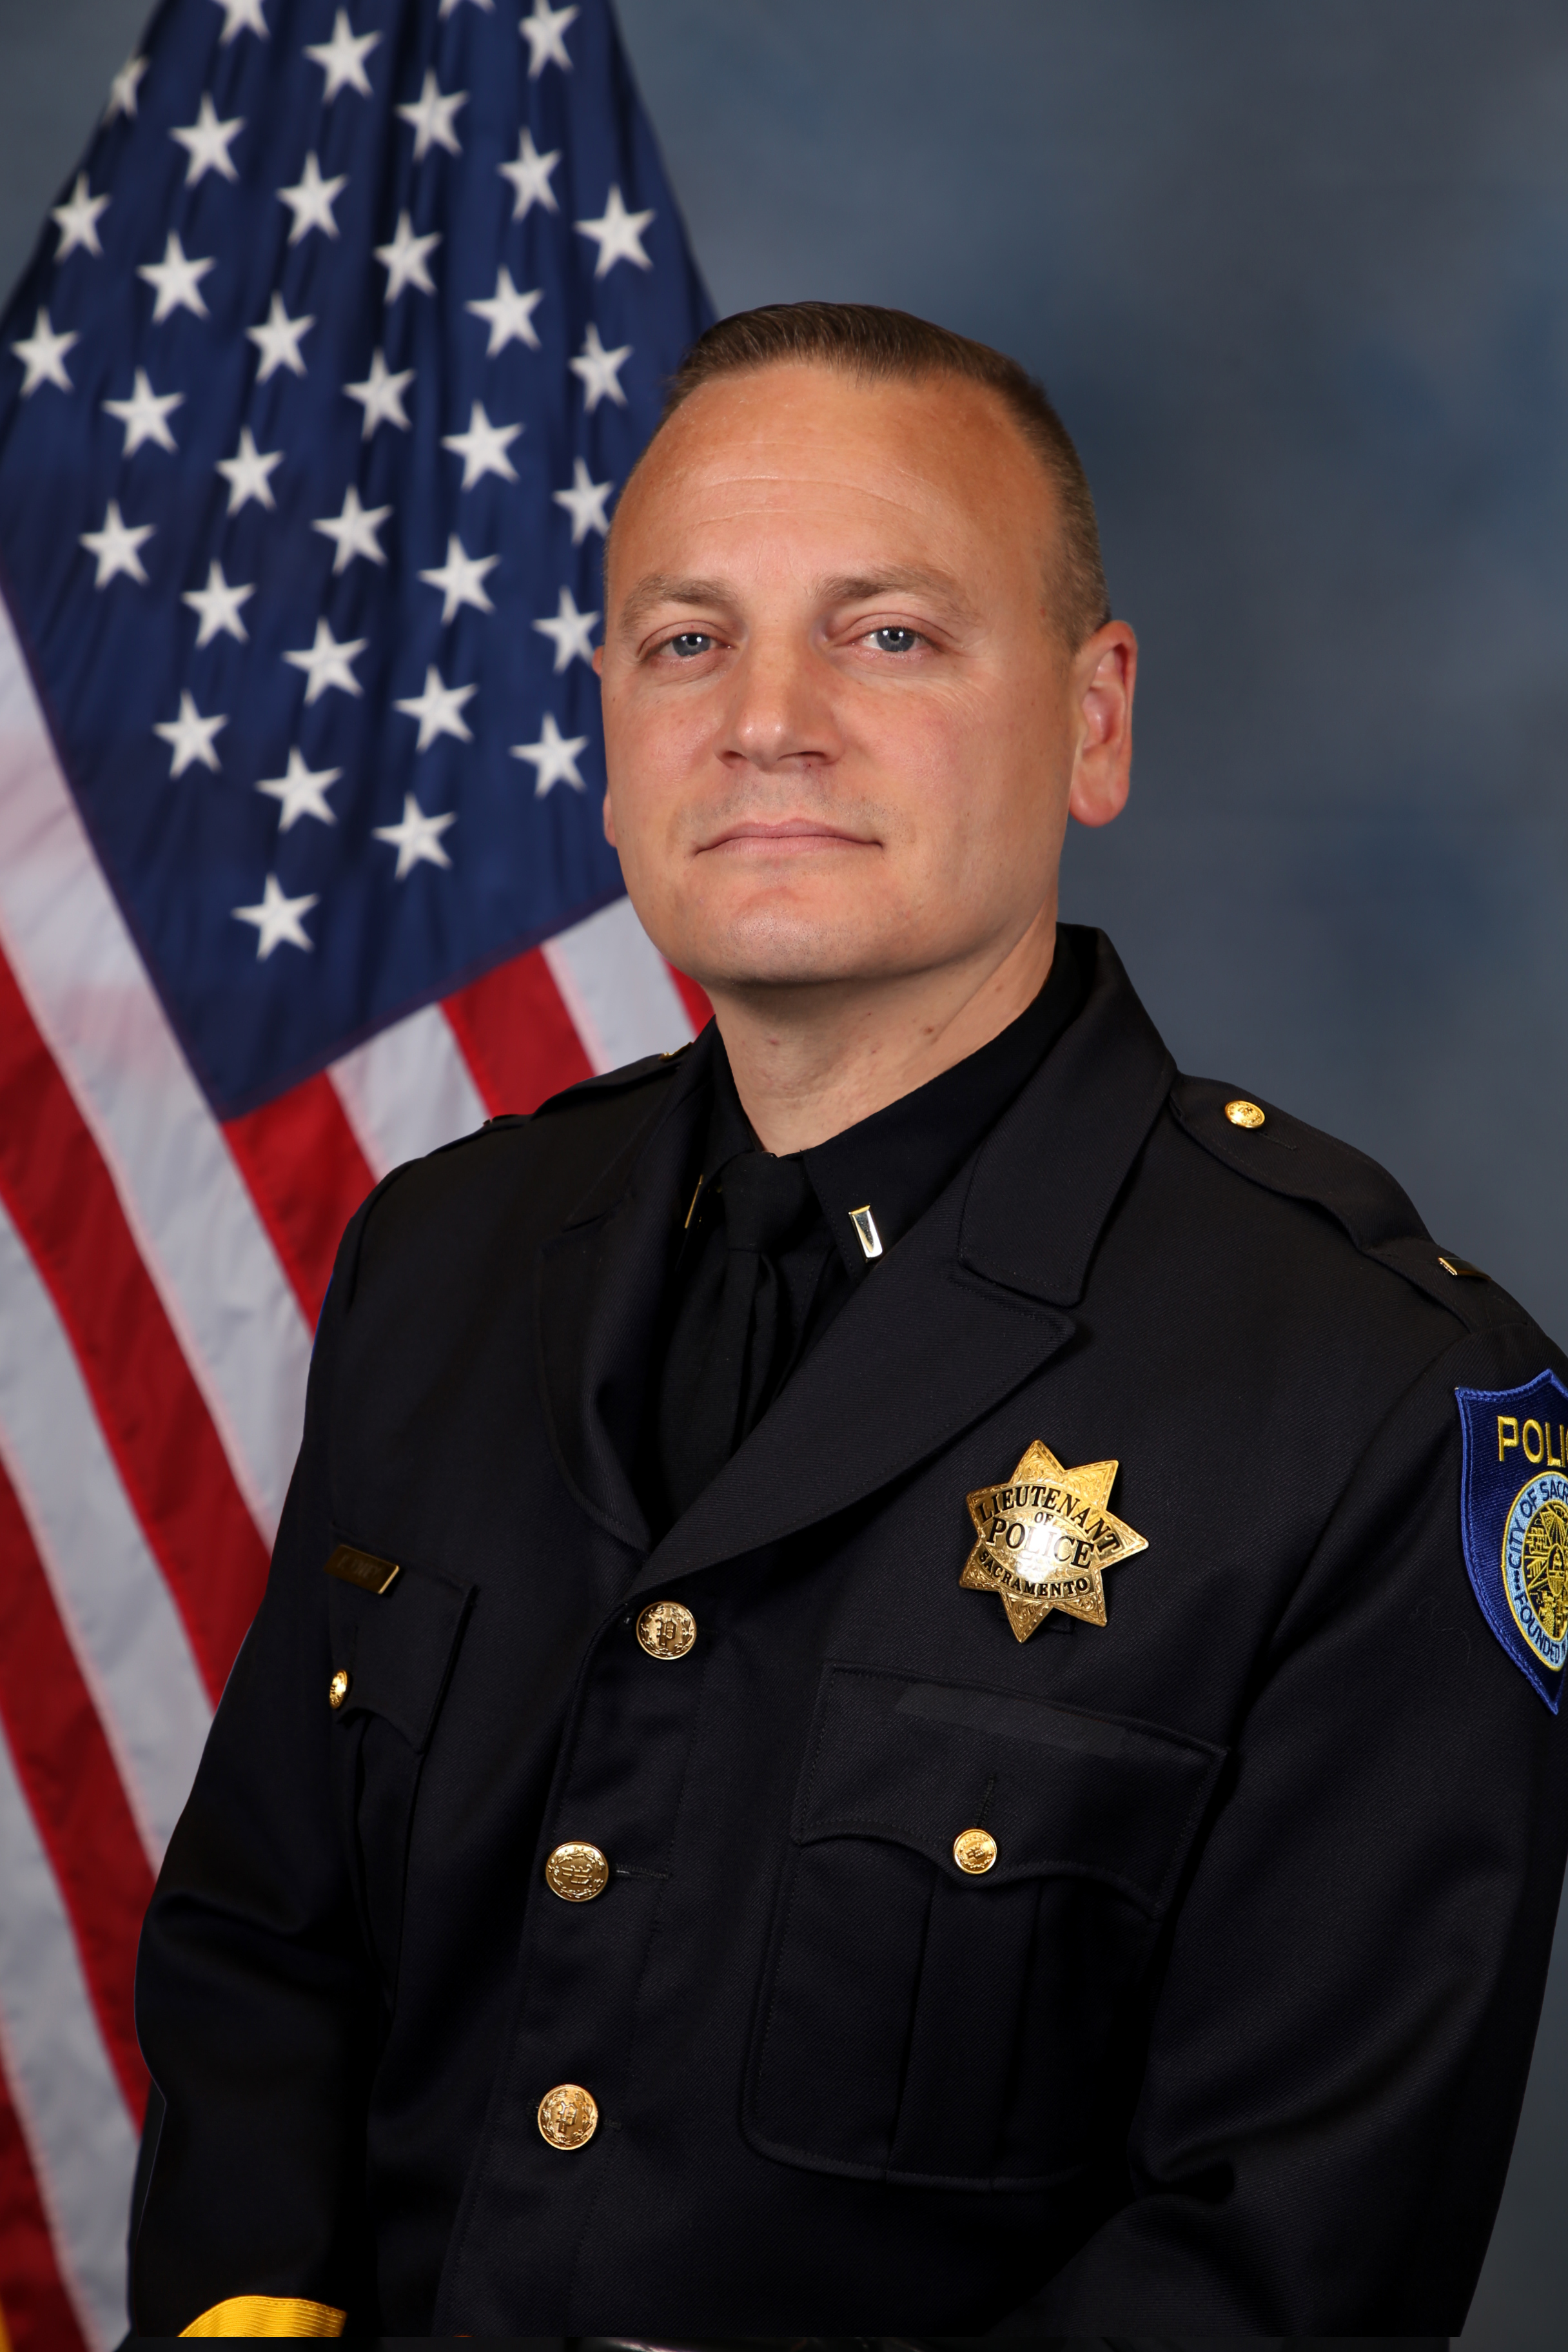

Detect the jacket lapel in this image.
[628,930,1177,1596]
[534,1039,714,1551]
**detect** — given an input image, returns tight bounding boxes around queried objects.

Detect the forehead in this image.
[610,362,1052,587]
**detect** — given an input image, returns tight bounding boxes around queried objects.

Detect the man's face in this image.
[597,362,1130,997]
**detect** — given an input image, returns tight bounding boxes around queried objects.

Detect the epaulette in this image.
[1168,1075,1523,1333]
[513,1041,692,1122]
[405,1047,691,1158]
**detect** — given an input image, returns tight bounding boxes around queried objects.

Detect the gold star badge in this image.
[961,1440,1148,1642]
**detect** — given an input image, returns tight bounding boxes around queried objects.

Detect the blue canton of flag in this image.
[0,0,712,1119]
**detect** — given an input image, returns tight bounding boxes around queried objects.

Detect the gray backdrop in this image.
[1,2,1562,2342]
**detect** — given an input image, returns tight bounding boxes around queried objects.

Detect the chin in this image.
[663,903,921,994]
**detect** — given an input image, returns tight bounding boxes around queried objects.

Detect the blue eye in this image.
[665,632,713,658]
[868,626,921,653]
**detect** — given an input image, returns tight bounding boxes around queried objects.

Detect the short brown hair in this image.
[642,300,1110,649]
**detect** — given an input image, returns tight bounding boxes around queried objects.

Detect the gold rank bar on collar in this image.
[323,1543,401,1596]
[849,1204,883,1260]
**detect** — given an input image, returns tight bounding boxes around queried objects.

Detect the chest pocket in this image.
[326,1546,473,1997]
[744,1663,1225,2191]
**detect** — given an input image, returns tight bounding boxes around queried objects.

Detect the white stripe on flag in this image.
[328,1002,489,1182]
[0,605,310,1540]
[0,1721,136,2352]
[542,897,696,1073]
[0,1200,212,1865]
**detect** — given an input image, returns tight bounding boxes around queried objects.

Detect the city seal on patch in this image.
[1456,1369,1568,1710]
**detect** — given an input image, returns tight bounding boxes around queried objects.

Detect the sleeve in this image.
[129,1190,395,2340]
[1008,1319,1568,2337]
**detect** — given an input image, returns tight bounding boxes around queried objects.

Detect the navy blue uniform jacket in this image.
[131,932,1568,2336]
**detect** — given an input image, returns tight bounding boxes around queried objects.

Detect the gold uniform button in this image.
[545,1841,609,1902]
[538,2082,598,2150]
[1224,1099,1266,1130]
[636,1599,696,1660]
[954,1827,997,1875]
[328,1669,351,1710]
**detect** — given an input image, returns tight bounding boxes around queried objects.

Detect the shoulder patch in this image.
[1456,1371,1568,1710]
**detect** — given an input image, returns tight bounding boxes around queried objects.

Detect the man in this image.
[132,303,1568,2339]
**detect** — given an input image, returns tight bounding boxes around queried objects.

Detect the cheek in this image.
[603,676,716,807]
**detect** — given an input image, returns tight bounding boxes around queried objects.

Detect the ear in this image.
[1066,620,1137,829]
[602,789,618,848]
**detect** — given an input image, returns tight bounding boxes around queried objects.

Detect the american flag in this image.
[0,2,710,2340]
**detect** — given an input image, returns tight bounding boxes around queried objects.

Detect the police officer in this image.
[131,304,1568,2339]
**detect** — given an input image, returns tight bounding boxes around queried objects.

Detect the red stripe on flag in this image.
[0,2057,88,2352]
[0,1453,151,2120]
[0,943,268,1699]
[224,1075,377,1327]
[444,947,593,1114]
[667,965,712,1035]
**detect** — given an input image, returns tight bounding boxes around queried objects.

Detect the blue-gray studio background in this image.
[2,2,1563,2342]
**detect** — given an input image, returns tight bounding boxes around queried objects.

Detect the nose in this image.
[720,631,841,776]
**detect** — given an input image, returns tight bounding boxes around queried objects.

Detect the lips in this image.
[700,819,876,851]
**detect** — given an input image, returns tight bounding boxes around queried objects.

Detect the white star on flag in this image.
[182,559,255,645]
[499,126,560,218]
[442,400,521,489]
[137,230,215,323]
[212,0,269,44]
[398,69,467,161]
[278,153,348,244]
[52,174,109,260]
[394,664,478,750]
[512,711,589,795]
[104,368,183,454]
[305,9,381,100]
[344,349,413,438]
[313,485,391,573]
[419,534,498,622]
[466,267,544,356]
[104,53,148,122]
[257,749,341,830]
[171,94,244,186]
[373,792,457,878]
[375,211,440,301]
[154,689,226,776]
[553,456,612,543]
[440,0,495,17]
[574,184,655,277]
[522,0,578,77]
[569,322,632,411]
[284,616,367,702]
[79,500,153,588]
[233,874,318,958]
[247,291,314,382]
[13,308,79,397]
[533,586,600,672]
[217,424,282,511]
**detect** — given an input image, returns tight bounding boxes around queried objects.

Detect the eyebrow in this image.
[616,574,735,633]
[615,565,977,633]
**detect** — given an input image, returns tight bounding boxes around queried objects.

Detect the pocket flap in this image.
[796,1664,1225,1914]
[325,1544,473,1752]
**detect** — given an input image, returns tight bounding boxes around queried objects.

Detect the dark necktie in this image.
[658,1148,827,1520]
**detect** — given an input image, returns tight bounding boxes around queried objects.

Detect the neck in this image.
[707,904,1058,1155]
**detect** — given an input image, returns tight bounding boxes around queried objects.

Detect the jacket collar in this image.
[536,930,1175,1578]
[959,926,1176,1306]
